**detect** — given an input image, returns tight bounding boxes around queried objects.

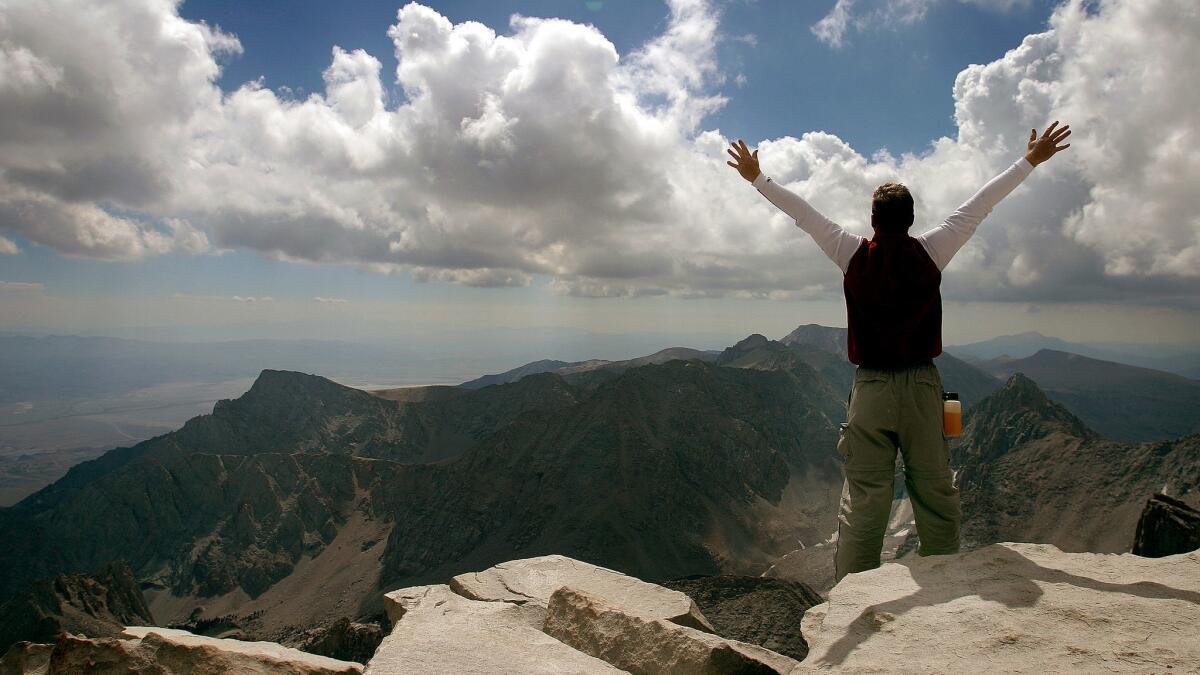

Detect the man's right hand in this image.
[726,138,761,183]
[1025,121,1071,166]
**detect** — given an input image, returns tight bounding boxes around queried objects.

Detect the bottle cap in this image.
[943,391,959,400]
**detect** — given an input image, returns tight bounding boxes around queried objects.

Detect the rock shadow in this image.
[811,545,1200,667]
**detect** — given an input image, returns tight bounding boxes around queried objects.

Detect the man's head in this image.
[871,183,914,234]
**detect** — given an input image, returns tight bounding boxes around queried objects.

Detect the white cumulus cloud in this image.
[0,0,1196,310]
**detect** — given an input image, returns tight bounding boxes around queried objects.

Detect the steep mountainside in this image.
[976,349,1200,442]
[0,561,152,654]
[0,358,849,646]
[376,357,847,589]
[365,371,583,463]
[953,372,1200,552]
[0,370,582,599]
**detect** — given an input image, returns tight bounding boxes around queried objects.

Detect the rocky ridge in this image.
[0,356,850,645]
[953,373,1200,552]
[0,561,152,655]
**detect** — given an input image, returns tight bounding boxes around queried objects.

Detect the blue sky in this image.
[2,0,1197,352]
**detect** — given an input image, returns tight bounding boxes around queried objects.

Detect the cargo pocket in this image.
[914,368,942,390]
[915,368,951,449]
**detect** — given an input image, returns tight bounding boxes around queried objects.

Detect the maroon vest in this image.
[843,231,942,368]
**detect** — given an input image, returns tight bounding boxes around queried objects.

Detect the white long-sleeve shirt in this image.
[752,157,1035,274]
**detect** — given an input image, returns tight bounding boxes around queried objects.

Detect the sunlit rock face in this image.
[367,544,1200,673]
[0,627,363,675]
[367,553,807,674]
[798,542,1200,673]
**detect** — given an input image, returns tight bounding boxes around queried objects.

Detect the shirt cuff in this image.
[752,173,771,189]
[1017,156,1035,172]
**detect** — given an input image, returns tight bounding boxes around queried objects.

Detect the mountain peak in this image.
[733,333,769,350]
[248,368,330,390]
[960,371,1097,462]
[998,371,1052,406]
[237,369,368,406]
[778,324,847,358]
[716,334,784,367]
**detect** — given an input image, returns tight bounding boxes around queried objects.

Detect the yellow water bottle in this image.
[942,391,962,437]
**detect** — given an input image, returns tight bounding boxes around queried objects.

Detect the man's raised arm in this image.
[917,121,1072,271]
[728,138,863,274]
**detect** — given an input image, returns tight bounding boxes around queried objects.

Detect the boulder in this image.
[447,554,715,633]
[122,627,362,673]
[543,586,800,674]
[367,584,623,674]
[0,627,363,675]
[1132,493,1200,557]
[798,542,1200,672]
[0,641,53,675]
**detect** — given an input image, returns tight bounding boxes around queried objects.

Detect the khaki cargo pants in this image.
[834,360,961,583]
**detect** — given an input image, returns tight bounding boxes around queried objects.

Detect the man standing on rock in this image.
[727,123,1072,581]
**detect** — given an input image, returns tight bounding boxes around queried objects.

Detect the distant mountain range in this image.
[969,349,1200,442]
[947,330,1200,380]
[454,347,722,391]
[463,325,1200,443]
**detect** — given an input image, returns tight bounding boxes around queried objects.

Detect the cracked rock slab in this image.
[797,542,1200,673]
[448,554,716,633]
[121,627,364,674]
[1,628,363,675]
[543,586,800,674]
[369,584,625,674]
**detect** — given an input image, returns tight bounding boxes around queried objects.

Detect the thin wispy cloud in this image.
[172,293,273,303]
[811,0,1034,48]
[0,0,1196,310]
[0,281,44,291]
[314,296,349,304]
[811,0,857,48]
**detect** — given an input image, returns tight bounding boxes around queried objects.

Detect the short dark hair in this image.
[872,183,914,231]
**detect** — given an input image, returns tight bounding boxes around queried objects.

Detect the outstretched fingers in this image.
[1042,120,1060,138]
